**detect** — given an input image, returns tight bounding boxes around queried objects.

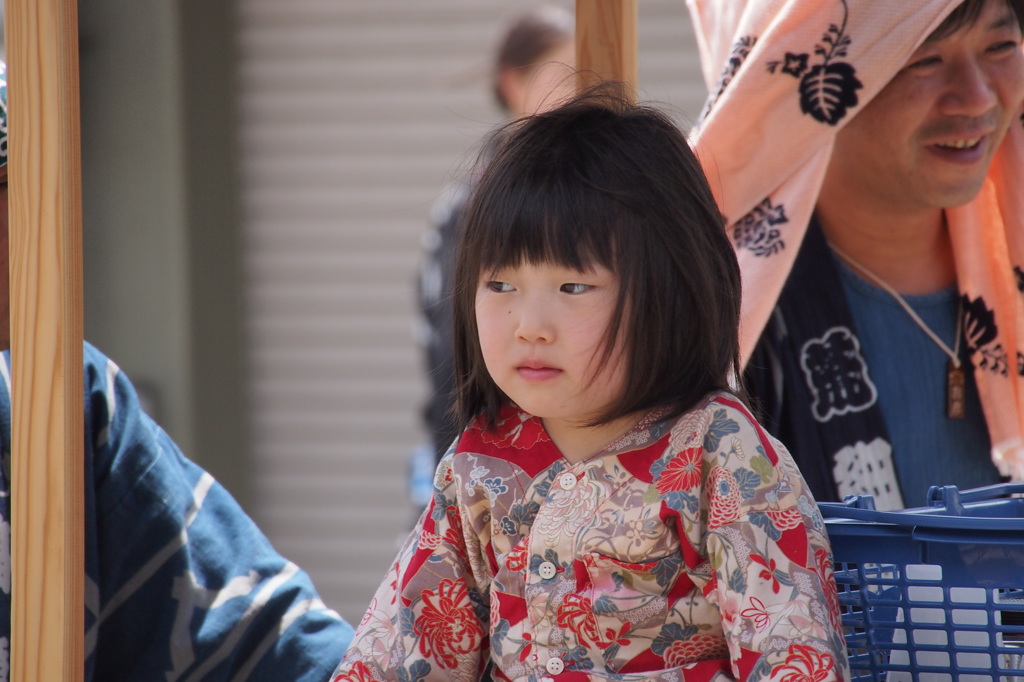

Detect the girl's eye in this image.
[560,283,592,294]
[486,281,514,293]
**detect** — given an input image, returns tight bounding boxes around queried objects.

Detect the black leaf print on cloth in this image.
[1014,265,1024,292]
[701,36,757,123]
[799,62,862,124]
[767,0,863,125]
[732,197,787,257]
[962,293,1009,376]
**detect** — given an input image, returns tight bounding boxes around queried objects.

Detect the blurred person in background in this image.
[410,5,576,506]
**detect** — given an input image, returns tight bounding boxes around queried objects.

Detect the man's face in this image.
[827,0,1024,215]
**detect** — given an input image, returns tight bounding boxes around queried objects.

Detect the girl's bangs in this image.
[472,163,620,276]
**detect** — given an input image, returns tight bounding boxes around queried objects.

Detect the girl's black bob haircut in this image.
[452,84,743,431]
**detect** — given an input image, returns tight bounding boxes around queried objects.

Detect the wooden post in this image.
[6,0,86,679]
[575,0,638,96]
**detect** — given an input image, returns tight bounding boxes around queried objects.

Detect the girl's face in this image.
[475,260,632,456]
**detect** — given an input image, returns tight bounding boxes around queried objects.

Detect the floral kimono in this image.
[332,393,848,681]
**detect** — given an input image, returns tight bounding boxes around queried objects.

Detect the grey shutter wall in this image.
[238,0,708,623]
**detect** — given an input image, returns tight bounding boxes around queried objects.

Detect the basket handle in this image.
[930,482,1024,505]
[818,483,1024,531]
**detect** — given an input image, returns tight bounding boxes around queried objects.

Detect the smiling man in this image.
[689,0,1024,509]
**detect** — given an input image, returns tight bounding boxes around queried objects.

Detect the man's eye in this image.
[905,55,941,70]
[988,40,1022,55]
[486,281,513,293]
[560,283,591,294]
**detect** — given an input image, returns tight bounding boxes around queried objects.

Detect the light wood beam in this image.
[6,0,85,679]
[575,0,638,96]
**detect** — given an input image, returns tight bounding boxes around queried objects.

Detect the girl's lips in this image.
[516,366,562,381]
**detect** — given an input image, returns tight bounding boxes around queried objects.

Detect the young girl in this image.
[332,89,849,682]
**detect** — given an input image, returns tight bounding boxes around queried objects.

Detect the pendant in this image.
[947,360,966,419]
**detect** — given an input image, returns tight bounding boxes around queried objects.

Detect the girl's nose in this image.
[515,303,555,343]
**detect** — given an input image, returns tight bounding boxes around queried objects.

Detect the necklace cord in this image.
[828,241,962,368]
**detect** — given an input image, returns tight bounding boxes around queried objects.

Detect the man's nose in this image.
[941,56,999,117]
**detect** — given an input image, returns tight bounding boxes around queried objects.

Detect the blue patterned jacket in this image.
[0,342,352,680]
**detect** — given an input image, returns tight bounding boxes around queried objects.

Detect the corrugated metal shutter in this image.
[238,0,708,624]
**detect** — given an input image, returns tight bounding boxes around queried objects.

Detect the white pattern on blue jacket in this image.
[0,342,353,681]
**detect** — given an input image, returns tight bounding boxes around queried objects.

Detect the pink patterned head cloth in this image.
[687,0,1024,478]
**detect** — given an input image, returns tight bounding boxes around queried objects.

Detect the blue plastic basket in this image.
[819,483,1024,681]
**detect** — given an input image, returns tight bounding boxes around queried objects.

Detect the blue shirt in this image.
[0,342,353,680]
[837,259,1001,507]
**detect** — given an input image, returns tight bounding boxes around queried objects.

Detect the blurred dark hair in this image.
[492,6,574,111]
[453,84,743,431]
[929,0,1024,40]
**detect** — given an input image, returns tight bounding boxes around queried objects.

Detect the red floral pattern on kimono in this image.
[332,393,849,681]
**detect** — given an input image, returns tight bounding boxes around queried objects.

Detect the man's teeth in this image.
[938,138,981,149]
